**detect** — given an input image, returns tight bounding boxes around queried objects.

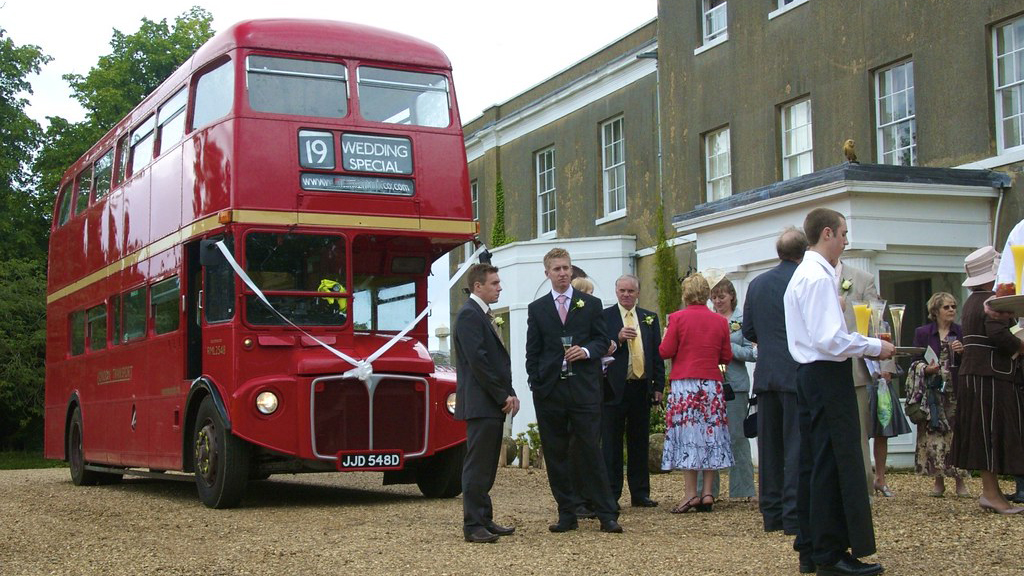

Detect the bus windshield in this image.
[244,231,348,326]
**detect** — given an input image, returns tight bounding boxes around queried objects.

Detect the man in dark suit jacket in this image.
[454,264,520,543]
[525,248,622,534]
[741,227,807,535]
[601,274,664,507]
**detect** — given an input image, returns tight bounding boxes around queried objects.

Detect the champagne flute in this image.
[561,335,574,376]
[888,304,905,349]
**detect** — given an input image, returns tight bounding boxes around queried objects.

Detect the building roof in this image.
[673,162,1012,225]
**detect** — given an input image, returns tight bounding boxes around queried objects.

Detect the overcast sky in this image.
[3,0,657,349]
[3,0,657,125]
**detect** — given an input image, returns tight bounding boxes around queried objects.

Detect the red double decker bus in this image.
[43,19,476,508]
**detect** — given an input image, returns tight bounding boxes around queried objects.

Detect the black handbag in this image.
[743,395,758,438]
[722,382,736,401]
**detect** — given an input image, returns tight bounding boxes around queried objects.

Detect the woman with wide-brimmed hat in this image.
[951,246,1024,514]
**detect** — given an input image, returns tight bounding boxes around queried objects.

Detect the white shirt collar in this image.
[551,285,575,301]
[469,293,490,314]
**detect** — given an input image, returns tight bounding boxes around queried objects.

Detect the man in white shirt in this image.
[783,208,894,576]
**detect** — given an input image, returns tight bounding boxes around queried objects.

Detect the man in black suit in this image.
[454,264,520,543]
[741,227,807,536]
[525,247,622,534]
[601,274,664,508]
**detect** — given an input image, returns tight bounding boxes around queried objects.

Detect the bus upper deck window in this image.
[158,88,188,151]
[193,59,233,130]
[93,149,114,202]
[56,182,73,227]
[74,168,93,215]
[357,67,450,128]
[246,55,347,118]
[129,116,156,176]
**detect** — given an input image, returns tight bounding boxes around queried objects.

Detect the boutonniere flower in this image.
[493,317,504,327]
[841,279,853,293]
[643,315,655,326]
[730,321,741,332]
[574,298,585,310]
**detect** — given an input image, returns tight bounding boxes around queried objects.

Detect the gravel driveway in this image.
[1,467,1021,575]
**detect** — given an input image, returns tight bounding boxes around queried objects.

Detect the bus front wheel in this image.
[415,443,465,498]
[192,397,250,508]
[68,407,122,486]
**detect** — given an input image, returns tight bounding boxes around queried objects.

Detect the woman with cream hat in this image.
[951,246,1024,514]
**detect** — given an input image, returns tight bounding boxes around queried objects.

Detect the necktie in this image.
[557,294,569,324]
[625,309,645,379]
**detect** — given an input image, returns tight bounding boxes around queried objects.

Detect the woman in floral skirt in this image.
[908,292,969,497]
[659,273,734,513]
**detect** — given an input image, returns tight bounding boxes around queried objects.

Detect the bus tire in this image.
[415,443,465,498]
[192,397,250,508]
[67,407,122,486]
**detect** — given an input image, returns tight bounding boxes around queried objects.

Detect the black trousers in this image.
[462,416,504,533]
[756,389,801,533]
[794,359,876,565]
[535,385,618,523]
[601,381,652,502]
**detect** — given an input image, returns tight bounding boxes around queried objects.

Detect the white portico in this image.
[484,235,637,435]
[672,162,1011,467]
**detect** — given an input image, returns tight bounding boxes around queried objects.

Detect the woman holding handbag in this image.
[907,292,969,497]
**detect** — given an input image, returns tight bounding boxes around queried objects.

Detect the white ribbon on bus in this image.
[214,240,487,382]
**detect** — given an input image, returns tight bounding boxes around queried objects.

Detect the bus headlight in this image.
[445,392,457,414]
[255,391,279,415]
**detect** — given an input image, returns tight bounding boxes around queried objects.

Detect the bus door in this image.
[194,236,236,392]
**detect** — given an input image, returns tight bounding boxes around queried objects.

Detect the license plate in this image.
[336,450,404,471]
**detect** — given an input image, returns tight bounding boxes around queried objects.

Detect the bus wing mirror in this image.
[200,239,228,268]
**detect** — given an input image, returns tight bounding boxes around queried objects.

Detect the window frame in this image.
[705,126,732,202]
[702,0,728,44]
[470,180,479,221]
[781,98,814,180]
[128,115,157,177]
[994,16,1024,154]
[73,166,93,215]
[599,116,627,223]
[157,87,189,154]
[93,148,115,202]
[535,147,557,237]
[875,60,917,166]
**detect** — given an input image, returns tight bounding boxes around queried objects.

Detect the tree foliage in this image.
[653,204,682,322]
[0,258,48,450]
[490,175,515,247]
[0,28,51,262]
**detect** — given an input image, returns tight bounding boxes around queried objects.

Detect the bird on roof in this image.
[843,139,858,163]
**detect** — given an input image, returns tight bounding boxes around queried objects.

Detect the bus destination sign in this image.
[341,133,413,175]
[300,173,415,196]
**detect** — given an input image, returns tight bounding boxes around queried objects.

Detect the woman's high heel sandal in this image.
[671,496,702,514]
[873,483,894,497]
[697,494,715,512]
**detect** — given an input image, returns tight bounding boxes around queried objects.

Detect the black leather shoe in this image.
[463,527,499,543]
[575,506,597,519]
[599,519,624,533]
[631,497,659,507]
[487,523,515,536]
[798,557,815,574]
[548,520,578,533]
[815,556,883,576]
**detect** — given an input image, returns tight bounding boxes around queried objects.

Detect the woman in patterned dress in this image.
[909,292,969,497]
[659,274,734,513]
